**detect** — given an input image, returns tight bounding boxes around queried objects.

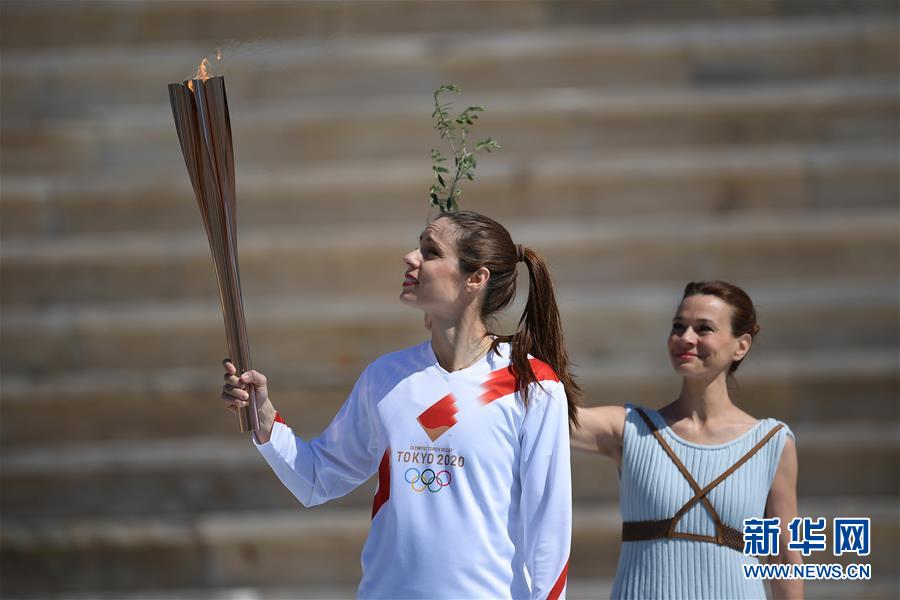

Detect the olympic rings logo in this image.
[404,467,452,493]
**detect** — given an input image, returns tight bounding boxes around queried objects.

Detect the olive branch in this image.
[429,84,501,214]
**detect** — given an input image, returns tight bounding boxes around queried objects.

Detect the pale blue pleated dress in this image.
[611,403,794,599]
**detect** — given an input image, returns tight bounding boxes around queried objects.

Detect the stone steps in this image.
[2,211,896,307]
[3,17,895,121]
[1,346,896,448]
[4,78,897,175]
[3,0,894,51]
[1,500,896,596]
[2,277,896,374]
[3,142,896,238]
[1,423,897,519]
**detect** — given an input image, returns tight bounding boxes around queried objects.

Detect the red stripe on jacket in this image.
[371,449,391,519]
[547,560,569,600]
[480,358,560,404]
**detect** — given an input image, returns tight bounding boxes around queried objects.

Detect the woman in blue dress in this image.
[573,280,803,599]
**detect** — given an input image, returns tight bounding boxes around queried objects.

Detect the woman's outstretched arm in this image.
[571,405,627,465]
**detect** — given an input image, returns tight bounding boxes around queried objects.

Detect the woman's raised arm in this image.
[571,405,627,466]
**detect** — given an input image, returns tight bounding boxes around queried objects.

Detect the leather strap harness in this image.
[621,408,783,552]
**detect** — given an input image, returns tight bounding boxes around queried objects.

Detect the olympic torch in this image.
[168,60,259,432]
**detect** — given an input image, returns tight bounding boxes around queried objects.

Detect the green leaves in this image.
[434,83,461,97]
[428,84,501,214]
[455,106,483,126]
[476,137,500,153]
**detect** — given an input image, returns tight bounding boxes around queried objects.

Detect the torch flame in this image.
[195,58,212,81]
[187,57,215,92]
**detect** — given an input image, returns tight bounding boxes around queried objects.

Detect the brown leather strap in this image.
[719,523,747,552]
[629,407,785,552]
[669,421,785,532]
[622,520,746,553]
[621,518,670,542]
[634,409,725,537]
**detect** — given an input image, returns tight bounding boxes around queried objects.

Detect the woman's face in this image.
[667,294,750,379]
[400,219,469,316]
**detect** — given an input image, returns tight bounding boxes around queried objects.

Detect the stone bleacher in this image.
[1,0,898,597]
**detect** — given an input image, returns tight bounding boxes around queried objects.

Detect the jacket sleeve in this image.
[253,365,386,507]
[519,379,572,600]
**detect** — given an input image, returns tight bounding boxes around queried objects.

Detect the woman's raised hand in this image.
[221,359,277,443]
[221,359,267,413]
[222,358,269,414]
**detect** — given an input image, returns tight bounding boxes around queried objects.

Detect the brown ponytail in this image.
[503,246,582,427]
[436,211,582,427]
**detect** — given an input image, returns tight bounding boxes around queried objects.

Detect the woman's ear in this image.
[466,266,491,293]
[733,333,752,362]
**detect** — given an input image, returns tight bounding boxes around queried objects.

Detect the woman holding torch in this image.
[222,211,578,599]
[572,280,803,599]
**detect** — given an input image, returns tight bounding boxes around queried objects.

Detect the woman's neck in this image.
[667,373,735,424]
[429,308,490,372]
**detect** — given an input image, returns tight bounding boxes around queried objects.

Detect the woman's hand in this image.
[222,359,277,443]
[222,359,269,412]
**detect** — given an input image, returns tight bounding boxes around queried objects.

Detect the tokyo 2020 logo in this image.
[405,467,452,493]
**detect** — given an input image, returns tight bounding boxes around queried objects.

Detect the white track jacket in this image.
[254,341,571,599]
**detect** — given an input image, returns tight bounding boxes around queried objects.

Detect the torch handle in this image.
[237,383,261,433]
